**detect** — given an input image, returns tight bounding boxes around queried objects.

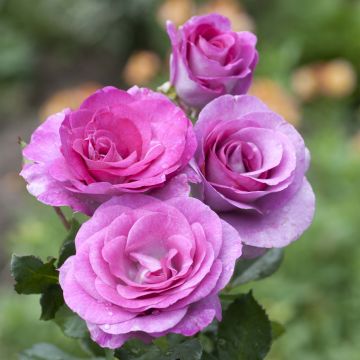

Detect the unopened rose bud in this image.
[167,13,258,109]
[249,78,301,127]
[123,51,161,86]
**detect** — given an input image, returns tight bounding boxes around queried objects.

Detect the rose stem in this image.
[53,207,71,231]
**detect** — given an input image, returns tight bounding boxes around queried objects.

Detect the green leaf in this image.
[115,340,162,360]
[11,255,58,294]
[217,292,272,360]
[54,305,88,339]
[40,284,64,320]
[115,339,203,360]
[230,249,284,288]
[201,354,218,360]
[163,339,203,360]
[58,219,81,267]
[271,321,285,341]
[198,333,214,354]
[153,336,168,351]
[19,343,94,360]
[80,335,106,357]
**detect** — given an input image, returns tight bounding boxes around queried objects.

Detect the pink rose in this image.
[191,94,315,249]
[167,14,258,109]
[59,194,242,349]
[21,86,197,215]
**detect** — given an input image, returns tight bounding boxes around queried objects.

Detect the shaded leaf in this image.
[217,292,272,360]
[153,336,168,352]
[115,338,203,360]
[201,354,217,360]
[231,249,284,287]
[58,219,81,267]
[80,335,106,357]
[163,339,203,360]
[115,341,162,360]
[11,255,58,294]
[198,333,214,354]
[54,305,88,339]
[40,284,64,320]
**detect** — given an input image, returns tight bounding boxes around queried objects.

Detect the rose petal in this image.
[221,178,315,248]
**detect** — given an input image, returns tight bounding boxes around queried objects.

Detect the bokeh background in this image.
[1,0,360,359]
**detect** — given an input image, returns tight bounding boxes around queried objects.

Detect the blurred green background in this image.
[1,0,360,359]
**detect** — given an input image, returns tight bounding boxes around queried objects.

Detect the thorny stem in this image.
[53,207,71,231]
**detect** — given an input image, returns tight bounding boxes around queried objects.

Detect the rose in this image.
[191,94,315,250]
[167,13,258,109]
[59,194,242,349]
[21,86,196,215]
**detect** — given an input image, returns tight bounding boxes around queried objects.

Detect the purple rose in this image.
[167,14,258,109]
[59,194,242,348]
[191,94,315,249]
[21,86,197,215]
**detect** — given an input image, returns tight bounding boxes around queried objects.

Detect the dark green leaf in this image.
[80,335,106,357]
[201,354,217,360]
[19,343,90,360]
[115,340,162,360]
[11,255,58,294]
[58,241,76,268]
[163,339,203,360]
[271,321,285,341]
[54,305,88,339]
[115,338,203,360]
[166,334,188,347]
[153,336,168,351]
[198,333,214,354]
[217,292,272,360]
[40,284,64,320]
[58,219,81,267]
[231,249,284,287]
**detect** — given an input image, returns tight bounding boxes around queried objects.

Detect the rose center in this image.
[130,248,178,285]
[226,141,262,174]
[85,134,131,162]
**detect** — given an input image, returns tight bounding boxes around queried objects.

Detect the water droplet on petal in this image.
[104,324,110,330]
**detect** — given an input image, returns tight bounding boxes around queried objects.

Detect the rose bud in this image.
[167,13,258,109]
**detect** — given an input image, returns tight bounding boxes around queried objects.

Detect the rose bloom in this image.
[191,94,315,251]
[21,86,196,215]
[59,194,242,348]
[167,13,258,109]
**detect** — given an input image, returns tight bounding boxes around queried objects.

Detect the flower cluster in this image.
[21,14,315,349]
